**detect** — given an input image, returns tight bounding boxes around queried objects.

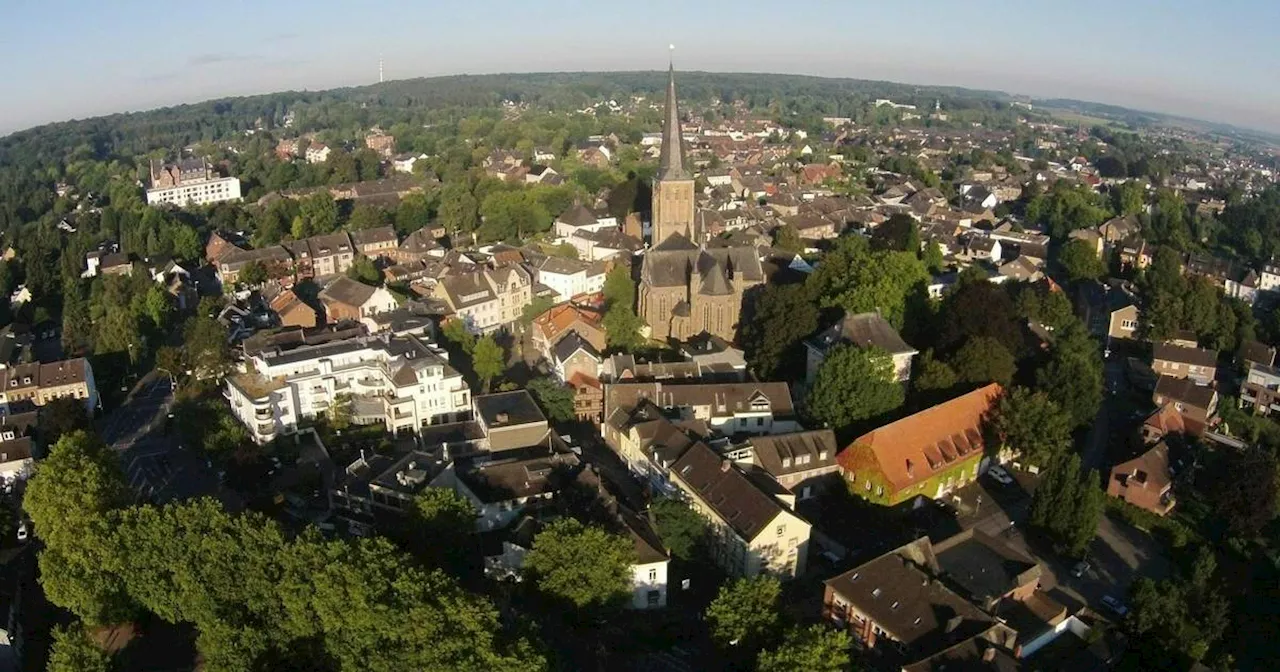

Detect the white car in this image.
[15,522,28,543]
[987,465,1014,485]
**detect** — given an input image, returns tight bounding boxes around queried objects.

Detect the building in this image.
[1107,442,1176,516]
[269,289,318,329]
[1151,342,1217,385]
[432,265,533,334]
[473,390,553,452]
[0,358,98,414]
[365,130,396,158]
[1241,361,1280,415]
[639,65,764,342]
[552,332,601,384]
[1152,375,1217,436]
[836,384,1001,507]
[145,158,242,207]
[535,257,607,302]
[669,442,811,579]
[823,537,1016,664]
[733,430,840,501]
[318,277,399,327]
[604,381,799,441]
[805,311,918,384]
[350,227,399,260]
[530,302,606,362]
[306,143,332,164]
[224,332,470,443]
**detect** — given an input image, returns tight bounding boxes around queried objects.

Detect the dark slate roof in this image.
[748,430,839,477]
[319,276,378,308]
[1240,340,1276,367]
[554,331,600,363]
[932,529,1041,605]
[556,203,597,228]
[1152,342,1217,368]
[474,390,546,428]
[1154,375,1217,409]
[350,226,397,246]
[657,65,691,181]
[811,311,916,356]
[670,442,785,541]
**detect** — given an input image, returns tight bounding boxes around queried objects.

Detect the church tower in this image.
[651,64,696,244]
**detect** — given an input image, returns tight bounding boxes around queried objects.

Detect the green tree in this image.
[38,396,92,447]
[329,393,354,430]
[299,191,339,234]
[439,183,480,234]
[47,622,112,672]
[184,316,232,379]
[912,350,959,394]
[756,625,853,672]
[525,518,635,612]
[1058,238,1105,282]
[871,213,920,252]
[408,487,477,573]
[526,376,576,423]
[649,497,708,561]
[807,345,905,430]
[992,387,1071,467]
[809,236,928,328]
[346,255,382,285]
[773,224,802,253]
[922,239,945,274]
[1035,321,1103,428]
[1111,180,1145,216]
[705,576,782,649]
[1201,447,1277,537]
[602,264,634,309]
[238,260,268,286]
[1029,454,1102,558]
[739,283,819,380]
[23,431,132,625]
[948,336,1016,387]
[442,319,476,354]
[472,335,504,393]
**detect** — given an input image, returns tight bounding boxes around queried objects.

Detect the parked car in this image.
[1072,560,1091,578]
[15,521,28,543]
[1101,595,1129,617]
[987,465,1014,485]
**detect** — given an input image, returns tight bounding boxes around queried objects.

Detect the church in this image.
[638,66,764,343]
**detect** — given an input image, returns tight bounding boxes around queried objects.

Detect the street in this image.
[1082,355,1127,472]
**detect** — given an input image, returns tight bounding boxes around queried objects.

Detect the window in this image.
[781,457,792,468]
[648,568,657,582]
[864,480,872,491]
[647,590,661,607]
[776,525,785,537]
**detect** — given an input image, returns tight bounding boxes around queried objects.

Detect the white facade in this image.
[225,334,470,443]
[631,559,669,609]
[146,176,242,207]
[537,264,606,302]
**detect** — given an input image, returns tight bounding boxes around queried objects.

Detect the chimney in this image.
[982,647,996,662]
[905,459,914,478]
[495,411,509,424]
[945,615,963,634]
[720,459,731,473]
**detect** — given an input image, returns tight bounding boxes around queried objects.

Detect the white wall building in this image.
[225,333,471,443]
[146,176,241,207]
[535,257,607,302]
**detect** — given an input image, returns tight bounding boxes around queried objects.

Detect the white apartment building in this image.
[146,176,242,207]
[225,333,471,443]
[535,257,607,302]
[432,265,533,334]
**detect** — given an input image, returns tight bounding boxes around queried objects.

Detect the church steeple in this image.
[657,64,690,181]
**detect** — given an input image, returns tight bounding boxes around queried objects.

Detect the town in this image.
[0,59,1277,672]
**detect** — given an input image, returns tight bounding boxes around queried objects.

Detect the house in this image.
[473,390,552,453]
[604,381,800,440]
[1151,342,1217,385]
[269,289,318,329]
[392,228,444,263]
[997,256,1044,283]
[391,153,425,174]
[735,430,840,500]
[225,332,470,443]
[552,332,601,384]
[350,227,399,260]
[318,277,399,327]
[535,257,607,302]
[669,442,811,579]
[932,528,1047,614]
[99,252,134,276]
[432,265,533,334]
[365,130,396,158]
[305,143,332,164]
[823,537,1016,666]
[525,165,561,185]
[530,302,607,363]
[554,203,614,239]
[806,312,918,385]
[567,372,604,421]
[1106,301,1141,343]
[836,384,1001,507]
[306,232,356,276]
[0,358,98,414]
[1240,362,1280,416]
[439,449,579,531]
[1107,442,1176,516]
[1152,375,1217,436]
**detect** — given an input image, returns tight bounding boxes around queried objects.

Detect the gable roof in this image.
[350,226,397,246]
[811,311,916,356]
[748,430,839,477]
[319,276,378,308]
[1152,342,1217,368]
[1154,375,1217,410]
[1111,441,1173,494]
[837,384,1001,493]
[670,442,786,541]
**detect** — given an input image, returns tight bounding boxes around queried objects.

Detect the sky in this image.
[3,0,1279,135]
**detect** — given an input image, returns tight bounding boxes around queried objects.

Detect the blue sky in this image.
[3,0,1279,135]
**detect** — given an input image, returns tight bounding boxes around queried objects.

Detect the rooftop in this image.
[670,442,788,541]
[474,390,547,428]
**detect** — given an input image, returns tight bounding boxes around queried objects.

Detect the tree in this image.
[871,213,919,252]
[142,283,172,330]
[649,497,708,561]
[184,316,232,379]
[1201,447,1277,537]
[439,183,480,234]
[756,625,853,672]
[1058,238,1105,282]
[705,576,781,649]
[922,239,945,273]
[524,518,635,612]
[809,236,928,329]
[408,487,477,573]
[346,255,381,285]
[47,623,112,672]
[1111,180,1145,216]
[472,335,504,393]
[239,260,268,286]
[1127,547,1230,664]
[912,350,959,393]
[949,337,1016,387]
[442,319,476,354]
[773,224,802,253]
[23,431,132,625]
[1035,321,1103,428]
[936,279,1022,355]
[739,283,819,380]
[298,191,339,235]
[38,396,92,446]
[519,295,556,328]
[992,388,1071,467]
[1028,454,1102,558]
[329,393,353,430]
[806,345,905,430]
[526,377,576,423]
[602,264,634,309]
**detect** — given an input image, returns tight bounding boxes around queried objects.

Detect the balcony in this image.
[254,408,273,421]
[255,423,277,437]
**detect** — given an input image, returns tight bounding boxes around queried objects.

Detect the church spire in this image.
[657,63,690,181]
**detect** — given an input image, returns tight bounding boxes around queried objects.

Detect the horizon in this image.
[3,0,1279,137]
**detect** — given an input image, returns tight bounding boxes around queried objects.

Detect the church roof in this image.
[697,256,733,296]
[657,65,691,181]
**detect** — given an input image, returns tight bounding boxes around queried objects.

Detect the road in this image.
[1082,355,1127,472]
[98,374,232,507]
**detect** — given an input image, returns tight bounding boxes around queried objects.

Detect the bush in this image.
[1106,498,1194,548]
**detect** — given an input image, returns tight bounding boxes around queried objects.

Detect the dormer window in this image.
[781,457,792,468]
